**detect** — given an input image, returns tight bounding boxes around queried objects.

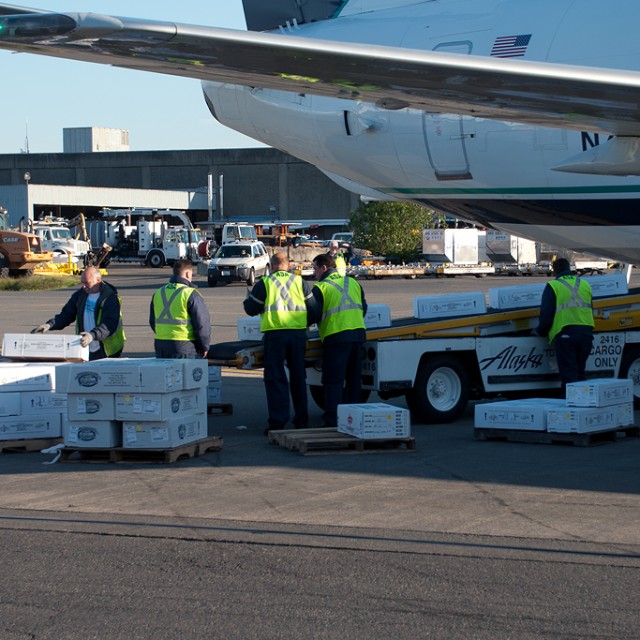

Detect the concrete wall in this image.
[0,148,360,221]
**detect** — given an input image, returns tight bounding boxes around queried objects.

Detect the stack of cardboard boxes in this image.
[475,378,634,434]
[55,358,210,450]
[0,362,68,441]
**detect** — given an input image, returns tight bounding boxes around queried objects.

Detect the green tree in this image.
[350,201,445,262]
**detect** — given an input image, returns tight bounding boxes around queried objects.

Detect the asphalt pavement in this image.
[0,264,639,639]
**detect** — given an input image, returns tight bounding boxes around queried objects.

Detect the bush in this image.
[350,202,446,262]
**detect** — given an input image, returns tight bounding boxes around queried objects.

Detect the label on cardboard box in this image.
[20,391,67,414]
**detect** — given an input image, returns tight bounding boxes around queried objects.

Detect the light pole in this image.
[23,171,31,222]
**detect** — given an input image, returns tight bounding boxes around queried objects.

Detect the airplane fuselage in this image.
[203,0,640,262]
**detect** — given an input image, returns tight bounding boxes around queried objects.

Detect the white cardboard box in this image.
[2,333,89,362]
[488,283,547,310]
[337,403,411,439]
[64,420,122,448]
[0,413,61,440]
[565,378,633,407]
[115,388,207,421]
[364,304,392,329]
[474,398,567,431]
[547,406,619,433]
[237,317,263,340]
[413,292,486,320]
[584,274,628,298]
[20,391,67,414]
[0,363,59,392]
[57,359,185,394]
[67,393,116,421]
[0,392,21,417]
[122,414,207,449]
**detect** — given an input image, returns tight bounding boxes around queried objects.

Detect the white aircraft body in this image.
[2,1,640,262]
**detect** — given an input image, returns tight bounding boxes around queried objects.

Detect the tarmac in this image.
[0,266,639,638]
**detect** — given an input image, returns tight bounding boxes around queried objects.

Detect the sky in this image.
[0,1,267,153]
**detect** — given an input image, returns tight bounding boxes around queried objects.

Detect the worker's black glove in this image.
[31,323,50,334]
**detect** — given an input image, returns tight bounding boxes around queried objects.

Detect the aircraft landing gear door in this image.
[423,42,475,181]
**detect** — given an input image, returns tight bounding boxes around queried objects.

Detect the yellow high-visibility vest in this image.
[260,271,307,332]
[548,276,594,343]
[152,282,197,341]
[314,273,365,341]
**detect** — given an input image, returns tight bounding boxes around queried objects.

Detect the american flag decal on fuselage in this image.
[490,34,532,58]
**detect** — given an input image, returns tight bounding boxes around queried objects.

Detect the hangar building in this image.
[0,147,359,235]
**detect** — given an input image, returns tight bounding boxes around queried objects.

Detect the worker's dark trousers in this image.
[263,330,308,430]
[554,330,594,391]
[321,341,363,429]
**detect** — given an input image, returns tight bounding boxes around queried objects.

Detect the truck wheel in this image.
[208,278,218,288]
[0,258,9,279]
[309,385,371,410]
[147,250,165,268]
[620,347,640,408]
[407,355,469,424]
[247,268,256,287]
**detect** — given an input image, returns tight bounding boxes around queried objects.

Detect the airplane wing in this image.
[1,6,640,136]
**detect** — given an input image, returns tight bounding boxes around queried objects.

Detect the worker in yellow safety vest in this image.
[535,257,594,390]
[149,258,210,359]
[32,266,125,360]
[327,240,348,276]
[308,252,368,429]
[244,252,314,433]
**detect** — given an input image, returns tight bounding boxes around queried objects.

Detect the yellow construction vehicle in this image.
[0,206,53,278]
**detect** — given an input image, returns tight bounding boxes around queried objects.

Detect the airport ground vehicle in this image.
[225,278,640,424]
[89,209,200,268]
[207,240,270,286]
[29,217,90,261]
[0,206,52,277]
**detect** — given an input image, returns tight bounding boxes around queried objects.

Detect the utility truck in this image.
[90,209,201,267]
[29,217,90,261]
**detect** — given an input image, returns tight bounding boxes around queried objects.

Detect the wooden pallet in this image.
[207,403,233,416]
[474,425,639,447]
[268,427,416,456]
[59,436,223,464]
[0,437,63,453]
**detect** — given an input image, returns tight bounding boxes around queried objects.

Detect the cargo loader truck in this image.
[214,277,640,424]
